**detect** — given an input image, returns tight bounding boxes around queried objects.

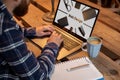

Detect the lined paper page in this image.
[51,57,104,80]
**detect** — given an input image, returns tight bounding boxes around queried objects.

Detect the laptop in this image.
[32,0,99,60]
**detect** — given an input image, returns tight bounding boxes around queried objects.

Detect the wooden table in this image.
[15,0,120,80]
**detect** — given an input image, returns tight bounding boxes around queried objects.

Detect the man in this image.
[0,0,63,80]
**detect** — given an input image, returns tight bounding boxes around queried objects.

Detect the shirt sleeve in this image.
[20,27,37,38]
[0,20,59,80]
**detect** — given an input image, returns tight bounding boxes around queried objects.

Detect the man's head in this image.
[13,0,31,17]
[2,0,31,17]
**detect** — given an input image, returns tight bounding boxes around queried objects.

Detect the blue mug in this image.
[82,37,102,58]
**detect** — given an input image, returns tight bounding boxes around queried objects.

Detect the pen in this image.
[67,63,89,71]
[79,26,85,36]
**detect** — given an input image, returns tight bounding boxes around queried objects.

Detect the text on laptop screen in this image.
[53,0,99,40]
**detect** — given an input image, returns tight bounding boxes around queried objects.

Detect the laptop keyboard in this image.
[63,36,80,50]
[55,28,81,51]
[61,34,80,51]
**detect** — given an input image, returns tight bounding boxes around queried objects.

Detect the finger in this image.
[59,34,62,37]
[59,34,64,41]
[42,32,52,36]
[52,31,57,35]
[44,25,55,32]
[49,25,55,30]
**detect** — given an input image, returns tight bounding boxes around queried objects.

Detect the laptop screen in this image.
[53,0,99,41]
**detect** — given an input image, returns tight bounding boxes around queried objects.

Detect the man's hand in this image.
[35,25,55,37]
[47,31,63,47]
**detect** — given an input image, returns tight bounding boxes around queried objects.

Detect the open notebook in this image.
[50,57,104,80]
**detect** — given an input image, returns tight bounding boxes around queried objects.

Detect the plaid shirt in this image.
[0,1,59,80]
